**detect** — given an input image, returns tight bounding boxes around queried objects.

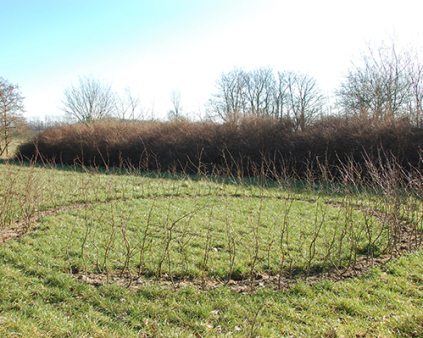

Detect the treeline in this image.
[15,40,423,177]
[207,41,423,128]
[17,116,423,179]
[56,40,423,129]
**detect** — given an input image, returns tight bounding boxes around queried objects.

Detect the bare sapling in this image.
[264,219,276,274]
[246,198,263,290]
[101,205,119,282]
[278,198,293,289]
[118,209,135,283]
[316,154,336,193]
[361,200,385,264]
[403,156,423,250]
[200,207,214,286]
[175,213,196,279]
[406,198,423,250]
[336,156,372,273]
[245,300,271,338]
[224,200,237,283]
[303,156,317,192]
[331,198,351,275]
[345,202,360,274]
[364,150,406,255]
[321,207,342,277]
[221,149,242,196]
[0,163,17,228]
[305,202,327,279]
[337,154,362,196]
[293,218,309,277]
[18,164,41,233]
[138,199,156,276]
[66,215,79,274]
[156,201,172,278]
[186,147,205,178]
[157,202,206,278]
[80,209,94,274]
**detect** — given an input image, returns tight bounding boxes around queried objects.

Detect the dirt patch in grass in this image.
[72,252,397,293]
[0,203,89,243]
[0,195,134,243]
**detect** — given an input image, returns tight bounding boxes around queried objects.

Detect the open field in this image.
[1,161,423,337]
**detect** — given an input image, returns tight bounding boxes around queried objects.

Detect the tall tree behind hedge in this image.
[336,40,423,125]
[0,77,26,157]
[207,67,325,129]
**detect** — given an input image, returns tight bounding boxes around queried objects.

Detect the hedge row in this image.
[17,117,423,178]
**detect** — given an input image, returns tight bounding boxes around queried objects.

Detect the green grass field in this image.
[1,161,422,337]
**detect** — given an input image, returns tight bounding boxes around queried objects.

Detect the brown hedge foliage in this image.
[17,117,423,178]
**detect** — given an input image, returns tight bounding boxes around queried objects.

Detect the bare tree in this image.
[61,76,117,124]
[167,89,183,120]
[407,55,423,127]
[0,77,26,157]
[208,67,325,127]
[207,68,247,123]
[273,71,290,121]
[283,71,325,130]
[116,86,145,120]
[209,67,278,121]
[336,40,422,122]
[243,67,277,117]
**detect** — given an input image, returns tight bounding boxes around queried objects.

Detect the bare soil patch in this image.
[0,203,89,243]
[72,252,397,293]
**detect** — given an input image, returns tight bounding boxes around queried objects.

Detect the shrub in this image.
[17,117,423,178]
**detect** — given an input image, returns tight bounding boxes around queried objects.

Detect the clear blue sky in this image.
[2,0,422,120]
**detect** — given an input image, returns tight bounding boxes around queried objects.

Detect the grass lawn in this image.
[0,162,422,337]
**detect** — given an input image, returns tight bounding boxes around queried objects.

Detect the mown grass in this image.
[1,161,423,337]
[57,196,378,280]
[2,238,423,337]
